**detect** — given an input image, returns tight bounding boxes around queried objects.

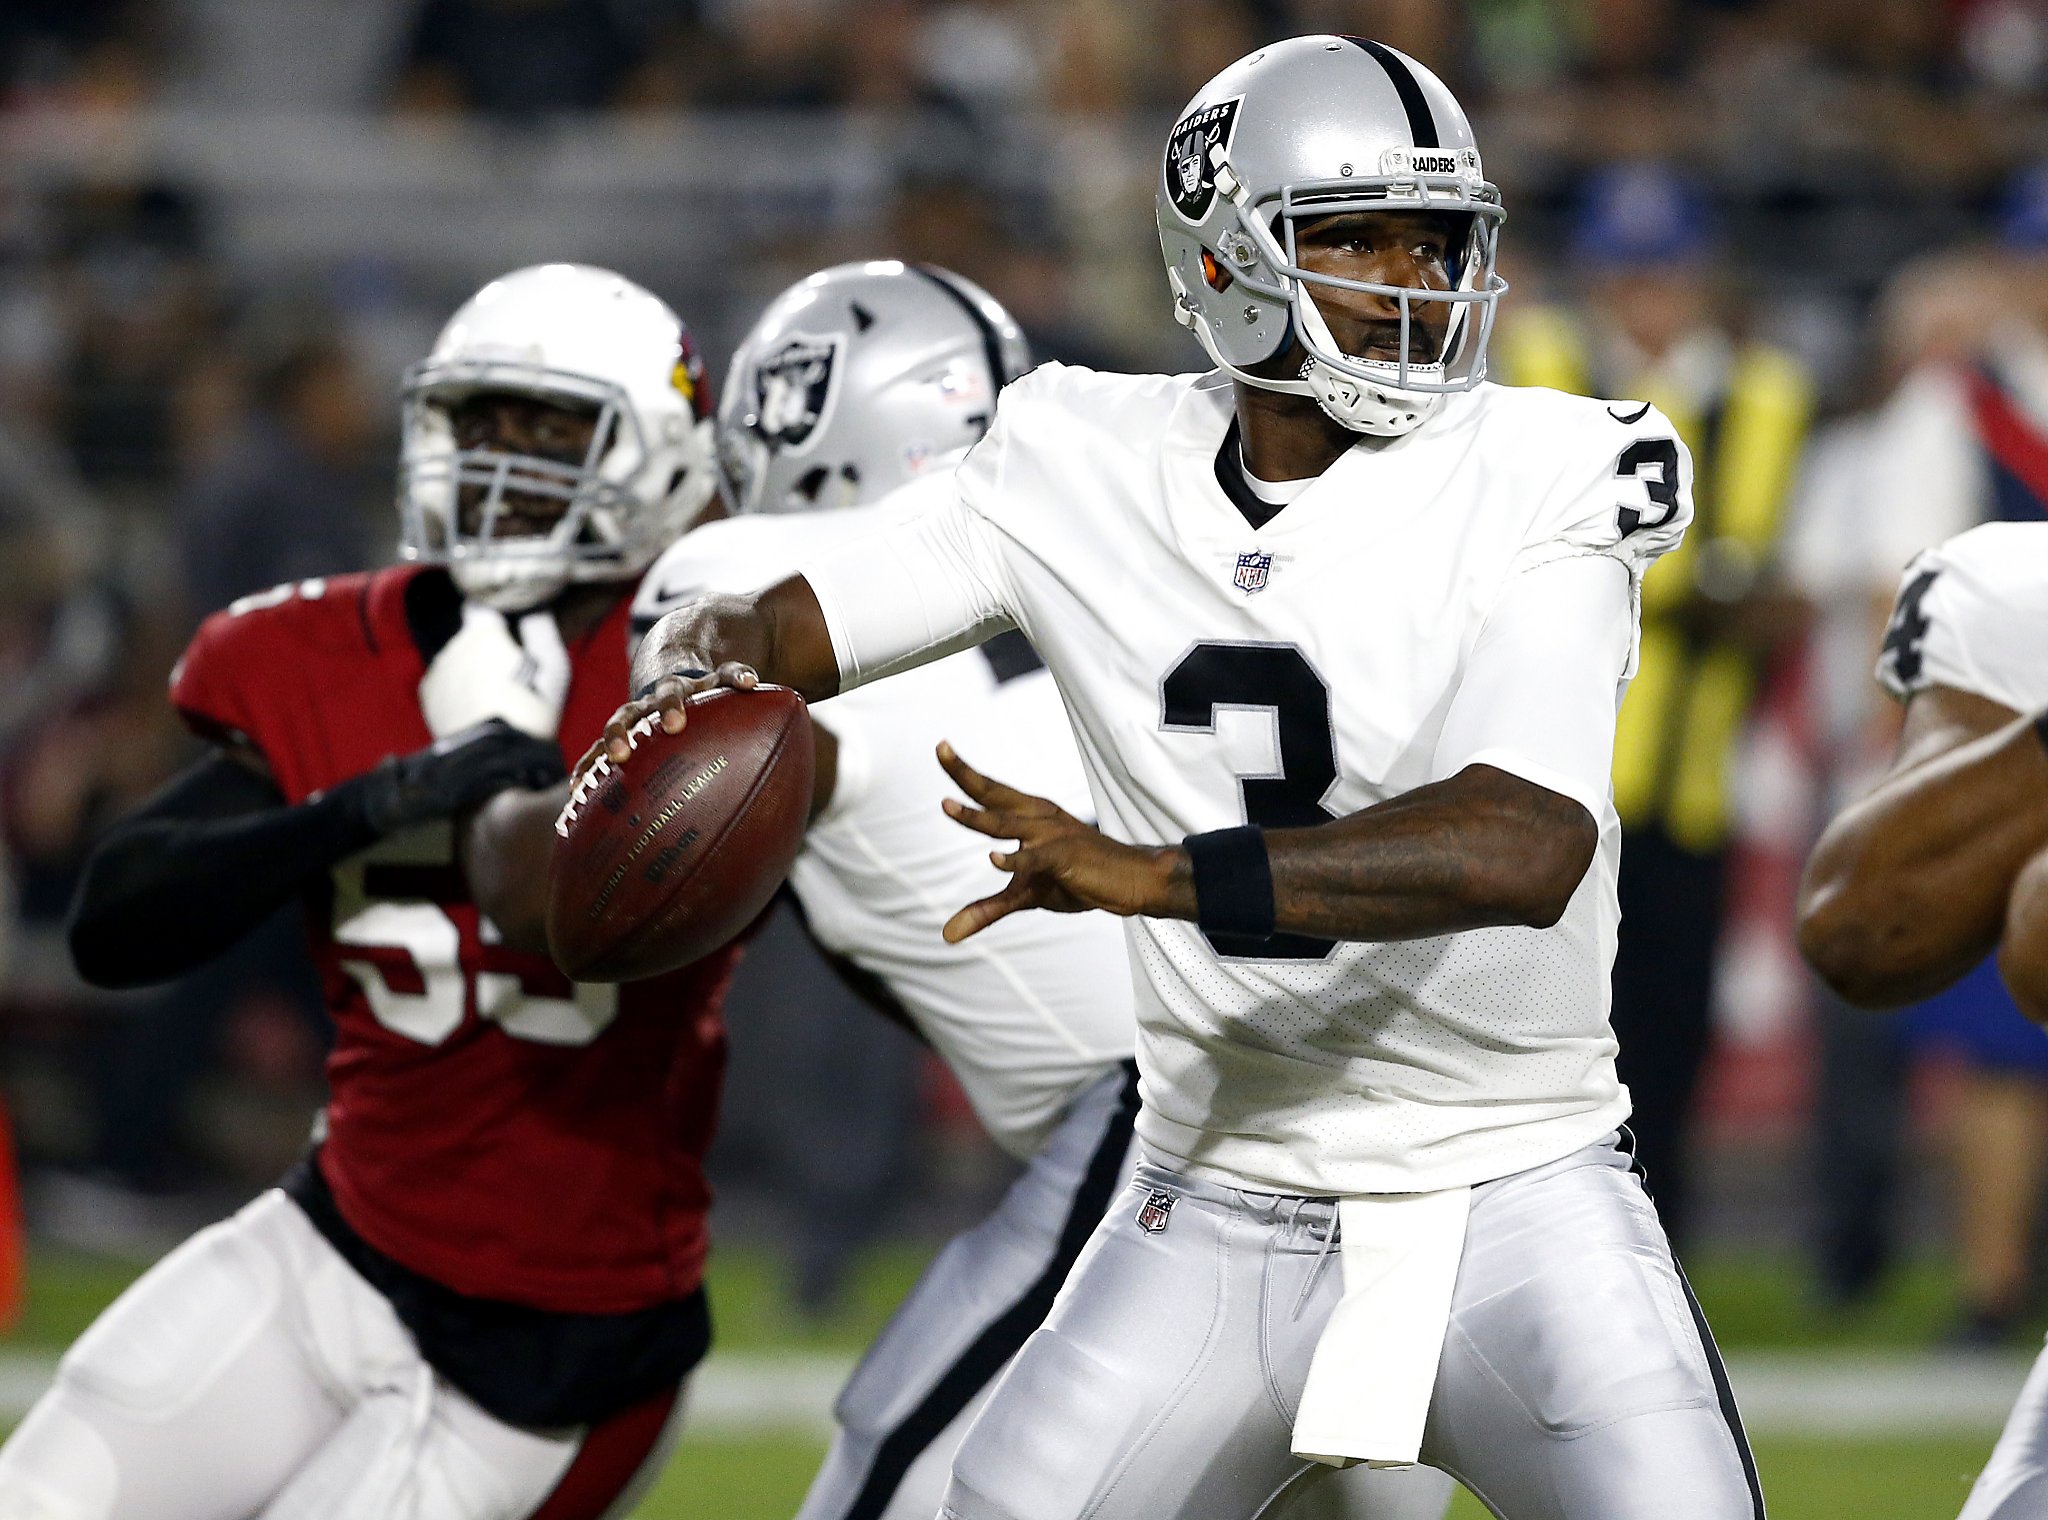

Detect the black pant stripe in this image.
[1676,1261,1768,1520]
[836,1062,1141,1520]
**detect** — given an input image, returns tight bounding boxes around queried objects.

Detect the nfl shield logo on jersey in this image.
[1233,551,1272,595]
[1136,1189,1177,1234]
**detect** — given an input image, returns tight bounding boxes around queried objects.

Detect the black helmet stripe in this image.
[1341,37,1439,149]
[910,264,1016,396]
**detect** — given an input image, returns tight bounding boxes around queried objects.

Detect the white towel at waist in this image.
[1291,1186,1471,1469]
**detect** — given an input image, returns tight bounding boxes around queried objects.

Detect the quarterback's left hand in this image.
[937,742,1180,942]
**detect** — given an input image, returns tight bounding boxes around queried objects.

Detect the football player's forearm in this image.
[2000,845,2048,1025]
[461,781,571,954]
[1236,766,1597,942]
[69,754,370,988]
[1799,716,2048,1008]
[629,577,842,702]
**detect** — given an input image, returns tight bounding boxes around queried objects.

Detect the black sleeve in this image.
[68,751,377,990]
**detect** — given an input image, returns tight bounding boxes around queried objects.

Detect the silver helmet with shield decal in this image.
[1156,35,1506,436]
[397,263,718,610]
[717,260,1031,514]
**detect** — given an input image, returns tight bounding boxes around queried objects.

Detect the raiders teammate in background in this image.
[1800,520,2048,1519]
[603,37,1759,1520]
[634,260,1455,1520]
[2,266,731,1518]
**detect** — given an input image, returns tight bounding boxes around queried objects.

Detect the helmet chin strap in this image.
[1292,292,1442,438]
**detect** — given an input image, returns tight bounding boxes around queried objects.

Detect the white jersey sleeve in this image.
[1429,553,1633,824]
[1875,520,2048,716]
[635,493,1134,1158]
[1427,406,1688,821]
[798,463,1018,691]
[1509,400,1694,677]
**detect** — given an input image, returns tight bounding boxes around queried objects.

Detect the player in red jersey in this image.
[0,264,733,1520]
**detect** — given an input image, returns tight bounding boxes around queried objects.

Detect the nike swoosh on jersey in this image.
[1607,402,1652,424]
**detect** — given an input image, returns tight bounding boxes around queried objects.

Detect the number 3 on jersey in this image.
[1162,642,1338,961]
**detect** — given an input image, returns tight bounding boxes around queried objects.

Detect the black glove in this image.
[338,719,567,837]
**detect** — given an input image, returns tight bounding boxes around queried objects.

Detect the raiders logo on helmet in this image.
[1164,97,1242,223]
[751,333,841,450]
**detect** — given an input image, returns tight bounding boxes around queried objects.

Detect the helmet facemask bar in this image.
[1207,149,1507,398]
[398,360,654,601]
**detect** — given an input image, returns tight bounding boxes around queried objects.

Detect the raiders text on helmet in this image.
[1155,36,1507,436]
[717,261,1031,514]
[397,263,717,610]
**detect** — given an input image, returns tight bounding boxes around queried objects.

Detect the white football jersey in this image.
[633,482,1135,1160]
[1877,520,2048,715]
[798,364,1694,1196]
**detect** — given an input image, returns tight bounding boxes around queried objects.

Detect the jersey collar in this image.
[1213,418,1287,531]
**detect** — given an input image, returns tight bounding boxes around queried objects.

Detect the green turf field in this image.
[640,1433,1998,1519]
[2,1241,2016,1518]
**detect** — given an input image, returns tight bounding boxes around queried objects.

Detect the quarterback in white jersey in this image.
[643,261,1453,1520]
[601,36,1761,1520]
[1803,520,2048,1520]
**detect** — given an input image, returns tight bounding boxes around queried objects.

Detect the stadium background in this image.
[3,0,2048,1513]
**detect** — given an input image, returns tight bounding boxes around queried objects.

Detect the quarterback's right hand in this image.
[344,719,567,837]
[576,662,761,782]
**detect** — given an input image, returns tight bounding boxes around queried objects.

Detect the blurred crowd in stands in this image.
[12,0,2048,1329]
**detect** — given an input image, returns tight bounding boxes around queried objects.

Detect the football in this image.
[548,685,814,982]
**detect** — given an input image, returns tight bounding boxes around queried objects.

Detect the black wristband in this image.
[633,666,709,702]
[1183,825,1275,939]
[2036,709,2048,754]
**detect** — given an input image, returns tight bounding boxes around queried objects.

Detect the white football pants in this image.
[1960,1340,2048,1518]
[940,1136,1763,1520]
[0,1189,685,1520]
[797,1064,1454,1520]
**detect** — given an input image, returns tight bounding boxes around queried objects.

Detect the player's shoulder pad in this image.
[1475,381,1670,446]
[632,490,946,636]
[171,569,385,742]
[1877,519,2048,707]
[992,361,1204,437]
[1477,386,1694,564]
[638,515,808,619]
[1922,518,2048,590]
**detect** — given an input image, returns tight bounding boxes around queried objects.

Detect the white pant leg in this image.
[250,1252,686,1520]
[1959,1340,2048,1519]
[941,1141,1755,1520]
[800,1065,1138,1520]
[257,1372,579,1520]
[1420,1142,1763,1520]
[257,1364,686,1520]
[0,1186,683,1520]
[939,1163,1454,1520]
[0,1191,350,1520]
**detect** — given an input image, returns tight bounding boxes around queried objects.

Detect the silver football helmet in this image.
[398,263,717,610]
[1156,35,1506,436]
[717,260,1031,514]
